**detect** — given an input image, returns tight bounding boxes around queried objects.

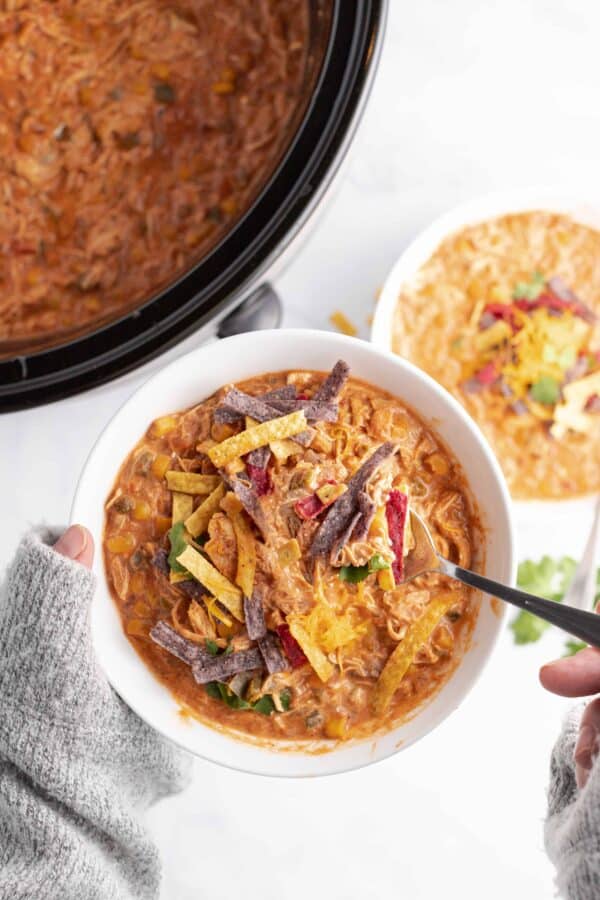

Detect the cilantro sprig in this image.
[205,682,284,716]
[339,553,390,584]
[513,271,545,301]
[167,521,189,574]
[510,556,599,655]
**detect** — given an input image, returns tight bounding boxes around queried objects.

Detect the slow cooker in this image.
[0,0,387,412]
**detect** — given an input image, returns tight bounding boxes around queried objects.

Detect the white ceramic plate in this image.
[371,186,599,520]
[71,329,514,777]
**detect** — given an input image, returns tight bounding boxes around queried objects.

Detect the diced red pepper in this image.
[297,393,309,401]
[585,393,600,413]
[385,490,408,584]
[474,361,499,385]
[276,623,307,669]
[482,302,522,332]
[295,493,325,519]
[294,479,336,520]
[246,464,272,496]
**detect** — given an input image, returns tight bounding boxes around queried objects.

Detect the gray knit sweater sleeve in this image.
[546,704,600,899]
[0,528,191,900]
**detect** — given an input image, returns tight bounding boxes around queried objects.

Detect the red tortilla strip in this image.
[386,490,408,583]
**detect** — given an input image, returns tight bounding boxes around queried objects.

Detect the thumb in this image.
[540,647,600,697]
[54,525,94,569]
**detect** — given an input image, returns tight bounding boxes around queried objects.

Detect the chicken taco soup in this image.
[392,211,600,500]
[103,361,482,746]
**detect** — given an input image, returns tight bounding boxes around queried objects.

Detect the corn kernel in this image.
[155,515,172,534]
[212,81,235,95]
[151,62,170,79]
[316,482,347,505]
[130,571,146,594]
[125,619,148,637]
[132,600,149,617]
[426,452,449,476]
[324,716,348,740]
[151,453,171,479]
[152,415,177,437]
[220,196,237,216]
[132,500,152,521]
[106,533,136,555]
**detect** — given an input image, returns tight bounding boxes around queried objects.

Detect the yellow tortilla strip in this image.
[221,493,256,598]
[172,492,194,525]
[288,619,334,683]
[165,471,221,494]
[184,482,226,538]
[176,544,244,621]
[207,409,307,468]
[373,593,457,715]
[277,538,301,567]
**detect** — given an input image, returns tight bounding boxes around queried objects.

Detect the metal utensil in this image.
[404,509,600,649]
[562,495,600,611]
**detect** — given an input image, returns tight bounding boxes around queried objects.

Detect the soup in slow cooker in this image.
[0,0,312,348]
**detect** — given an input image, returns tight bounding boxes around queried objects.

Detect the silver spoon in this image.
[405,509,600,649]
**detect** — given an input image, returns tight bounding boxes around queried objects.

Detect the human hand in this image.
[540,649,600,788]
[53,523,94,569]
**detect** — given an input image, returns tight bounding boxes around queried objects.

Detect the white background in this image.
[2,1,600,896]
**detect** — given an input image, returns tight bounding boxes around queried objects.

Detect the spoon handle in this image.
[440,559,600,648]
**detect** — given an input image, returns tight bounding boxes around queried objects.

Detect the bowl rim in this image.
[71,328,515,777]
[370,185,600,509]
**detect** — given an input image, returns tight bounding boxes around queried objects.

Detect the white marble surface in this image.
[2,1,600,896]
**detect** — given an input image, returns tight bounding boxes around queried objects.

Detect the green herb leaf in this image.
[205,639,219,656]
[205,682,221,700]
[223,642,233,656]
[510,556,578,645]
[530,376,560,406]
[339,554,390,583]
[253,695,276,716]
[563,639,588,657]
[339,564,369,583]
[154,82,175,104]
[279,688,292,711]
[368,554,390,573]
[167,522,189,574]
[513,271,545,301]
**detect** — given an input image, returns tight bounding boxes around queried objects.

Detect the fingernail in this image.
[54,525,87,560]
[576,763,591,789]
[575,725,598,764]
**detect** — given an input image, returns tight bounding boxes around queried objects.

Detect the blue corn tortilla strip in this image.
[177,579,210,600]
[258,631,289,674]
[296,399,339,423]
[310,442,396,566]
[330,509,363,564]
[192,647,263,684]
[150,620,208,665]
[153,548,170,575]
[243,593,267,641]
[245,444,271,469]
[213,387,312,446]
[312,359,350,403]
[220,470,268,538]
[261,384,298,410]
[351,492,376,542]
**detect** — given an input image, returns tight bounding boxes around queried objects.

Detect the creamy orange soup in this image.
[103,363,481,746]
[393,212,600,499]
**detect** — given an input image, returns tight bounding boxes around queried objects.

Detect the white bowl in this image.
[71,329,514,777]
[371,186,600,519]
